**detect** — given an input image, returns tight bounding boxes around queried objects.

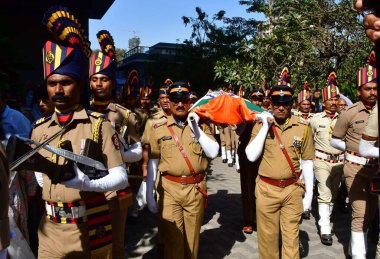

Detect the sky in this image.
[89,0,263,50]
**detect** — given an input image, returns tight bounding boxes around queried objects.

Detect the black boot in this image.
[222,159,227,163]
[321,234,333,245]
[302,209,311,220]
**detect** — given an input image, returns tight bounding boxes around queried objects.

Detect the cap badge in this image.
[280,90,284,96]
[367,70,373,77]
[95,57,102,66]
[46,51,55,64]
[178,86,182,93]
[331,88,336,93]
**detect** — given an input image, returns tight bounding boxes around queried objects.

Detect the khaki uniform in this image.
[149,115,214,259]
[224,125,236,151]
[310,111,343,204]
[251,115,314,259]
[333,101,378,232]
[218,125,226,147]
[0,144,10,251]
[31,107,124,259]
[99,102,141,259]
[363,103,378,138]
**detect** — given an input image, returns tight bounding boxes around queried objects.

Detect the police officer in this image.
[246,66,315,259]
[331,50,378,258]
[294,82,313,120]
[310,76,344,245]
[148,82,219,259]
[32,7,128,258]
[89,30,142,259]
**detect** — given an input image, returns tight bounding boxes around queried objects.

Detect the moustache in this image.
[52,94,69,102]
[176,106,185,111]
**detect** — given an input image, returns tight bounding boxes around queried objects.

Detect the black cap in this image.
[168,81,191,99]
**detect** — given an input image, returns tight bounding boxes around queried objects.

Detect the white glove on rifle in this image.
[136,181,147,210]
[245,112,274,162]
[62,163,128,192]
[187,112,219,159]
[146,158,159,213]
[301,159,314,211]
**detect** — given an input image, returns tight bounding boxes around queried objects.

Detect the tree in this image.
[128,37,140,50]
[214,0,372,99]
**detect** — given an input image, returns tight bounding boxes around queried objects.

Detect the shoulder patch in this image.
[33,115,52,128]
[87,110,106,119]
[153,121,167,129]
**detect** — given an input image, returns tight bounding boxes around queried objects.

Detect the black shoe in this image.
[228,163,233,167]
[236,169,240,173]
[299,240,306,257]
[321,234,333,245]
[302,209,311,220]
[222,159,227,163]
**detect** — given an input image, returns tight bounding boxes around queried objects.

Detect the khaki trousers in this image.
[344,162,378,232]
[219,126,226,147]
[38,216,111,259]
[157,177,206,259]
[224,126,235,151]
[314,160,343,204]
[256,178,304,259]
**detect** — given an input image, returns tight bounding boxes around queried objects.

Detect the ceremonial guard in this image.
[246,66,315,259]
[26,7,128,258]
[331,50,378,259]
[294,81,313,120]
[238,88,265,234]
[147,82,219,259]
[310,73,344,245]
[89,30,142,259]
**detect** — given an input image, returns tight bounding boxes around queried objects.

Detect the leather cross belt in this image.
[259,175,298,188]
[162,172,205,185]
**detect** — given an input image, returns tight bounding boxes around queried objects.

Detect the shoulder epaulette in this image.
[87,110,106,119]
[153,120,167,129]
[298,117,309,125]
[115,103,127,111]
[33,115,52,128]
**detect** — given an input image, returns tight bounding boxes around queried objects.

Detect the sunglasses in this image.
[170,97,190,104]
[272,102,292,108]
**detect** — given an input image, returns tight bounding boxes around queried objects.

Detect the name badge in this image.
[160,136,172,141]
[318,125,326,128]
[355,120,365,124]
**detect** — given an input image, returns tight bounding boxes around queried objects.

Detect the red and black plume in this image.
[368,48,376,67]
[42,6,91,57]
[277,65,291,86]
[326,71,338,87]
[96,30,117,60]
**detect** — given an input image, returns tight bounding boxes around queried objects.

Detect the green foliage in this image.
[214,0,372,100]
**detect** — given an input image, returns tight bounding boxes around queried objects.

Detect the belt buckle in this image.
[278,179,286,188]
[180,175,188,185]
[330,155,338,161]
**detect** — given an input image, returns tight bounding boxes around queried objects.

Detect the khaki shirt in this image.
[103,102,141,144]
[149,115,215,176]
[31,106,124,202]
[363,103,378,138]
[0,144,10,250]
[333,101,372,152]
[251,115,315,179]
[141,109,168,146]
[310,111,342,154]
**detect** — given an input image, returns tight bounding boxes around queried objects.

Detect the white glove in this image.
[359,139,379,158]
[301,159,314,211]
[187,112,201,137]
[245,112,273,162]
[330,138,346,151]
[146,159,159,213]
[187,112,219,159]
[136,181,147,210]
[34,172,43,188]
[122,142,143,163]
[63,164,128,192]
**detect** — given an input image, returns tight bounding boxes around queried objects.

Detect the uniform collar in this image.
[358,100,374,112]
[321,110,339,119]
[105,102,117,112]
[273,115,298,131]
[167,114,187,128]
[49,105,88,127]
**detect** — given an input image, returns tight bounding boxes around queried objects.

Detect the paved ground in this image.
[125,157,378,258]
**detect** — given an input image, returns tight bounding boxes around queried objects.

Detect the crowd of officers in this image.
[0,4,379,259]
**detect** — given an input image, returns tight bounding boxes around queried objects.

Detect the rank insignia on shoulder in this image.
[111,133,120,150]
[87,110,105,119]
[33,115,52,128]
